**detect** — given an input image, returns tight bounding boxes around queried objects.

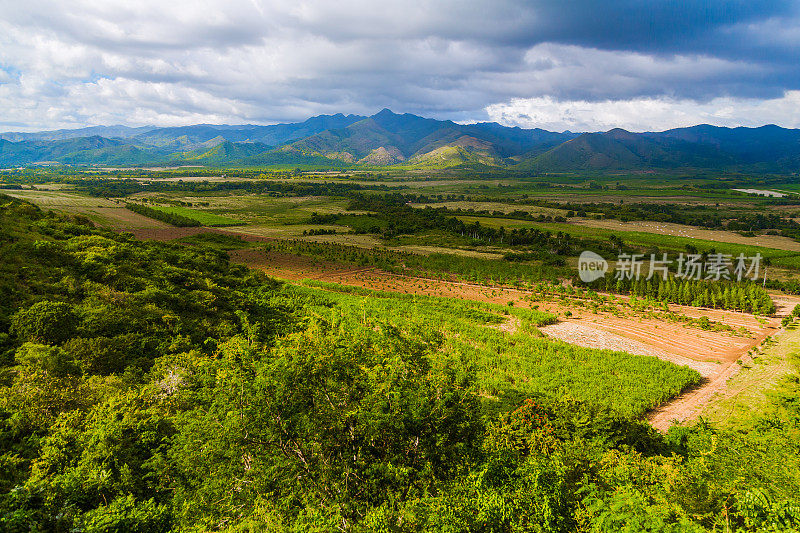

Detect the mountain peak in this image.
[605,128,637,140]
[373,108,397,118]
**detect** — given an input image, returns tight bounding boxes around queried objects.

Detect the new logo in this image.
[578,251,608,282]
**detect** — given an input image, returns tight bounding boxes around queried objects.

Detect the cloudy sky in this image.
[2,0,800,132]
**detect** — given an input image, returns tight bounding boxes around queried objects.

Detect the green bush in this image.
[11,300,78,344]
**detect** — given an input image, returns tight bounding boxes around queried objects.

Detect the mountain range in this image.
[2,109,800,173]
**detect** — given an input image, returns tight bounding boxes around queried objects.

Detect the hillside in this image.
[520,128,737,171]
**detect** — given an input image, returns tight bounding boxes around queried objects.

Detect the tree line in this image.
[74,178,405,198]
[584,274,776,315]
[125,202,201,227]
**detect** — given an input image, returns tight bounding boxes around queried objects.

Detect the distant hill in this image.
[129,113,366,151]
[0,125,156,142]
[519,128,736,172]
[0,136,153,166]
[2,110,800,172]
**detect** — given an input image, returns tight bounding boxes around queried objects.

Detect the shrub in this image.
[11,301,78,344]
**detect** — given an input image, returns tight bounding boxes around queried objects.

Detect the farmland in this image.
[230,245,785,418]
[290,282,701,418]
[3,168,800,531]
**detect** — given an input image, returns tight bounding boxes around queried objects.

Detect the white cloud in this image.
[0,1,798,130]
[485,92,800,132]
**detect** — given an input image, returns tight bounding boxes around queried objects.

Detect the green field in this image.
[147,204,244,226]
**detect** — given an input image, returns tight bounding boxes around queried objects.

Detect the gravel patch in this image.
[539,321,720,377]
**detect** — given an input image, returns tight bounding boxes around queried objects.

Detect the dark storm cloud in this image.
[527,1,793,52]
[1,0,799,130]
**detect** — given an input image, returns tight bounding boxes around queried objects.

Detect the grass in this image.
[146,204,244,226]
[699,324,800,428]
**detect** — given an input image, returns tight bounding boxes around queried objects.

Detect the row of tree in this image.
[76,178,402,198]
[584,274,776,314]
[125,203,201,227]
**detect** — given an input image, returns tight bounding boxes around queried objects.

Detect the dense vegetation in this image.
[1,194,800,531]
[71,178,403,198]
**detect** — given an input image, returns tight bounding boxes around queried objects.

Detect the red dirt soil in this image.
[232,249,780,360]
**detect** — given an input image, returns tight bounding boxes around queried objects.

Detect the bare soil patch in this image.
[538,322,721,376]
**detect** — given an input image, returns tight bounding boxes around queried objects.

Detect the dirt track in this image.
[647,355,750,431]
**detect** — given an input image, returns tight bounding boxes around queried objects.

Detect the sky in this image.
[2,0,800,132]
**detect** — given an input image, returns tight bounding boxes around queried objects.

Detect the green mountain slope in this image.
[518,128,737,171]
[288,116,405,160]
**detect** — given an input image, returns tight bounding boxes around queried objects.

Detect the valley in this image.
[4,168,799,432]
[3,163,800,531]
[7,0,800,528]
